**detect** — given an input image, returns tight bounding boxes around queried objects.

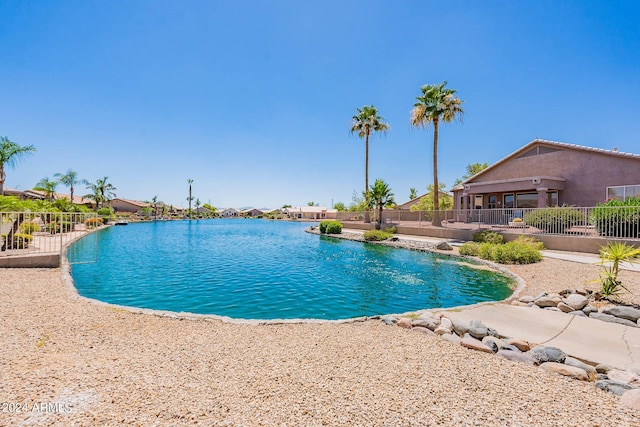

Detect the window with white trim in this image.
[607,185,640,201]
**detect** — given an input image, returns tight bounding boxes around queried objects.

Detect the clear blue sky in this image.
[2,0,639,209]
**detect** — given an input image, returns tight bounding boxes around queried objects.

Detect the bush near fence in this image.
[523,205,585,233]
[590,198,640,238]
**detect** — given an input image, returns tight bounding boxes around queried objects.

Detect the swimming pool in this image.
[70,219,513,320]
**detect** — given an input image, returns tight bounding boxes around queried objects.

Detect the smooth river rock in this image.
[506,338,531,352]
[602,306,640,322]
[460,334,494,354]
[595,380,638,396]
[563,356,596,374]
[397,318,413,329]
[496,350,536,365]
[540,362,589,381]
[620,389,640,411]
[563,294,589,311]
[527,346,567,364]
[589,312,638,327]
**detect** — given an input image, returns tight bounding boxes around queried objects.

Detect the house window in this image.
[607,185,640,201]
[503,194,514,208]
[474,195,483,209]
[516,193,538,208]
[488,195,497,209]
[547,191,558,206]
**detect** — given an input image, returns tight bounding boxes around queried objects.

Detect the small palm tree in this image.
[34,177,59,201]
[366,179,395,230]
[411,81,463,226]
[0,136,36,196]
[83,176,117,209]
[409,187,418,200]
[195,198,201,218]
[598,242,640,297]
[54,169,79,203]
[350,105,390,219]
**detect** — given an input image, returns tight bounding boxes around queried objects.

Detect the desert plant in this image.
[320,220,342,234]
[325,221,342,234]
[85,217,103,228]
[11,233,33,249]
[597,241,640,297]
[490,241,543,264]
[363,229,393,241]
[523,205,585,233]
[459,241,481,256]
[472,230,504,244]
[590,198,640,238]
[514,235,545,250]
[382,226,397,234]
[19,221,40,234]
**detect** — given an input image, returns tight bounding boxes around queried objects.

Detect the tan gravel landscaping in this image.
[1,256,639,426]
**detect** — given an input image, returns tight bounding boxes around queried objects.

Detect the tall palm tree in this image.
[54,169,79,203]
[34,177,59,201]
[350,105,390,220]
[0,136,36,196]
[83,176,117,209]
[366,179,395,230]
[187,178,194,219]
[411,81,464,226]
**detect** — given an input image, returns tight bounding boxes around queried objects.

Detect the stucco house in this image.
[108,198,151,214]
[220,208,240,217]
[452,139,640,217]
[241,208,263,217]
[286,206,338,220]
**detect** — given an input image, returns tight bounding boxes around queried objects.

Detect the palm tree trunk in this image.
[364,130,371,223]
[0,165,5,196]
[432,118,442,227]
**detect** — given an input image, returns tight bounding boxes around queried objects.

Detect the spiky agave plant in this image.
[597,241,640,297]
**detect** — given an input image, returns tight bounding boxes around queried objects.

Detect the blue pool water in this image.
[70,219,513,320]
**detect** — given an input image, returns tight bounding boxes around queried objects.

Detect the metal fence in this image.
[336,206,640,240]
[0,211,100,263]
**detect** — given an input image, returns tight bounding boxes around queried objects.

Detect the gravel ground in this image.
[1,253,639,425]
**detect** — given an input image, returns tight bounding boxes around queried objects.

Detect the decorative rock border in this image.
[381,311,640,411]
[512,289,640,327]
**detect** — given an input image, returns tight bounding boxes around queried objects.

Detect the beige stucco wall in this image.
[469,145,640,206]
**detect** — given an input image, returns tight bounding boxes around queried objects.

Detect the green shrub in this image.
[472,230,504,244]
[325,221,342,234]
[514,235,545,250]
[459,242,480,256]
[590,198,640,238]
[477,242,495,260]
[363,229,393,241]
[11,233,33,249]
[319,220,342,234]
[490,241,542,264]
[20,222,40,234]
[44,221,72,233]
[523,205,585,233]
[382,226,397,234]
[466,238,542,265]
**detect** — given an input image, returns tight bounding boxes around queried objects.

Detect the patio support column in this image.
[462,192,469,222]
[536,187,548,208]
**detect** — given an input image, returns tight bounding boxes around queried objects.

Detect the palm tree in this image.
[34,177,59,201]
[350,105,390,221]
[411,81,464,226]
[83,176,117,209]
[195,198,201,218]
[409,187,418,200]
[366,179,395,230]
[0,136,36,196]
[54,169,79,203]
[187,179,193,219]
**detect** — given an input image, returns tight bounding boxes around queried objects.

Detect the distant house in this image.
[3,188,94,207]
[220,208,240,217]
[452,139,640,215]
[286,206,338,220]
[396,192,451,210]
[108,198,151,214]
[241,208,263,217]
